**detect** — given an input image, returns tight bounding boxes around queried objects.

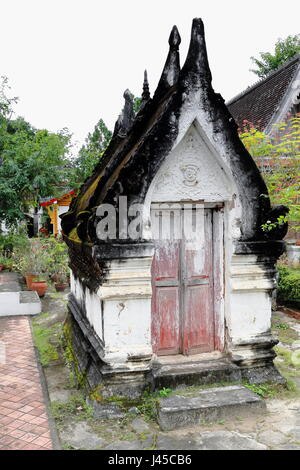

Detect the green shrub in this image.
[277,265,300,304]
[0,227,29,256]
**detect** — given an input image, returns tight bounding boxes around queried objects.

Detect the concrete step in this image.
[0,273,41,316]
[153,359,242,389]
[0,290,41,316]
[157,385,266,431]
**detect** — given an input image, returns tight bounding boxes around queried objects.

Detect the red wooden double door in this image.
[151,205,215,356]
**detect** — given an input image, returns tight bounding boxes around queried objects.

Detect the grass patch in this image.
[157,387,172,397]
[137,391,159,421]
[244,383,280,398]
[277,327,299,344]
[50,395,93,425]
[38,312,51,319]
[274,323,289,330]
[32,325,60,366]
[86,388,173,424]
[274,345,294,366]
[49,292,65,299]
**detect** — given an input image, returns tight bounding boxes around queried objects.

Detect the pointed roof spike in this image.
[169,25,181,49]
[153,25,181,101]
[180,18,212,89]
[141,69,150,103]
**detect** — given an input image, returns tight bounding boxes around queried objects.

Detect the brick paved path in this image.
[0,316,53,450]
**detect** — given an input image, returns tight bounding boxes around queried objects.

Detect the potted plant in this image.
[54,271,69,292]
[45,237,69,290]
[14,248,39,289]
[13,237,50,289]
[0,255,6,271]
[31,275,48,297]
[0,254,13,272]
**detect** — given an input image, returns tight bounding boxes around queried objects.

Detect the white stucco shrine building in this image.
[61,19,287,397]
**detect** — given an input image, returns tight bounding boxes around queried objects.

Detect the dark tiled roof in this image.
[227,55,300,130]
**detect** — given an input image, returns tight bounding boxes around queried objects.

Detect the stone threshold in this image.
[157,385,266,431]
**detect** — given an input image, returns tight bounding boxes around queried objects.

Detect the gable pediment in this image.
[150,123,232,203]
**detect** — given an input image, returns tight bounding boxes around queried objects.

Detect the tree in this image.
[69,95,141,188]
[0,77,72,226]
[239,115,300,233]
[133,96,142,113]
[250,35,300,78]
[70,118,112,188]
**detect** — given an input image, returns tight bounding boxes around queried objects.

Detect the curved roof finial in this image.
[113,89,135,138]
[153,25,181,101]
[180,18,212,90]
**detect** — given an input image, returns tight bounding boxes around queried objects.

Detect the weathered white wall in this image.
[70,272,103,341]
[85,287,103,341]
[98,258,153,366]
[227,255,276,354]
[71,258,153,368]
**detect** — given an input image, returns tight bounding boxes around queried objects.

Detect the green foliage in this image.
[0,76,18,123]
[70,118,112,187]
[12,236,50,275]
[157,387,172,397]
[244,383,278,398]
[277,265,300,303]
[274,323,289,330]
[261,215,288,232]
[137,390,159,421]
[0,226,29,254]
[136,388,172,421]
[4,231,69,280]
[62,319,88,389]
[32,325,60,366]
[239,115,300,232]
[51,395,93,423]
[274,344,294,366]
[0,77,72,226]
[70,95,142,188]
[42,236,69,280]
[133,96,142,114]
[251,34,300,78]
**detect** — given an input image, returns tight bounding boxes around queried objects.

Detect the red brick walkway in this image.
[0,316,53,450]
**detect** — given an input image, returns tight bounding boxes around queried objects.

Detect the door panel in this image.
[151,206,215,356]
[155,287,180,354]
[151,230,181,354]
[183,210,214,354]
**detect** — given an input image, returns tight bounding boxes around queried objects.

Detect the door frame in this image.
[150,201,225,355]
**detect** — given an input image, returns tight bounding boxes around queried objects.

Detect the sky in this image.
[1,0,299,150]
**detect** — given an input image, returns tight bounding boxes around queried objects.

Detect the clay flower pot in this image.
[54,282,68,292]
[25,273,36,290]
[31,280,48,297]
